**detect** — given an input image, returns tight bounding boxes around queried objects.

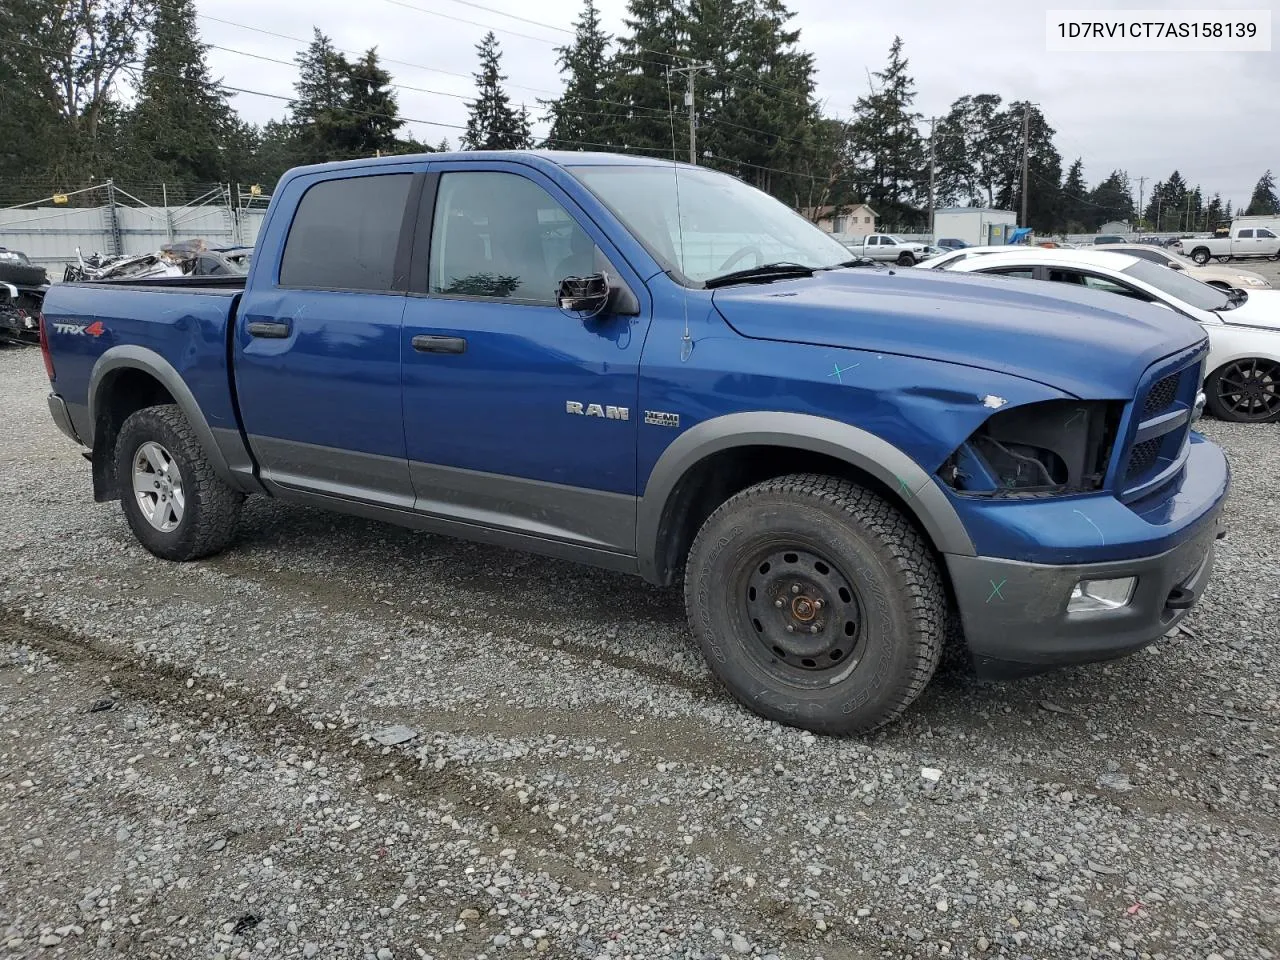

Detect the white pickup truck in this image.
[841,233,931,266]
[1176,225,1280,265]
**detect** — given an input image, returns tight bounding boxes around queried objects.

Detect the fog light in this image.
[1068,577,1136,612]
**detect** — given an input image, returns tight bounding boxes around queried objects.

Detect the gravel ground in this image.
[1,345,1277,960]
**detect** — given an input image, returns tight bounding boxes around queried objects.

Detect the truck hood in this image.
[1216,289,1280,331]
[711,268,1206,398]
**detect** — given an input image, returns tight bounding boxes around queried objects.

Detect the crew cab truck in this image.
[841,232,931,266]
[1177,225,1280,264]
[39,151,1230,735]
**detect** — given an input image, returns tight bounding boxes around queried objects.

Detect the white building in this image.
[1098,220,1132,236]
[931,207,1018,247]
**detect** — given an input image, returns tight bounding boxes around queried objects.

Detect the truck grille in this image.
[1143,372,1180,416]
[1118,346,1206,503]
[1126,438,1161,479]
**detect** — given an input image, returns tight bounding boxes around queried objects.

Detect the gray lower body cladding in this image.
[946,506,1226,678]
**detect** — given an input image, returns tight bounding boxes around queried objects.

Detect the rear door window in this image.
[1238,229,1254,239]
[280,174,413,291]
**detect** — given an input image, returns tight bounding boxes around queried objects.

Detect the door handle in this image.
[412,334,467,355]
[247,320,291,338]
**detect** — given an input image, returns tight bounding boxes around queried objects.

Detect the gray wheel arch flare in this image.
[88,345,260,495]
[636,411,976,583]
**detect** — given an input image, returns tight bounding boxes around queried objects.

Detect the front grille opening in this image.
[1126,437,1161,479]
[1144,372,1180,416]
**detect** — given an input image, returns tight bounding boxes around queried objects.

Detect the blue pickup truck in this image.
[39,151,1229,734]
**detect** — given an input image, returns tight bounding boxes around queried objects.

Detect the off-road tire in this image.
[0,260,48,288]
[896,251,916,267]
[115,404,243,560]
[684,474,946,735]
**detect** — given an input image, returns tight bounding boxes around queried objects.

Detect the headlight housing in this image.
[939,400,1124,497]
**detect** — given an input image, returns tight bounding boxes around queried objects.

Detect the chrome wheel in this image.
[131,441,185,532]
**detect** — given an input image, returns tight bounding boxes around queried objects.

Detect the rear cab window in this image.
[279,174,413,291]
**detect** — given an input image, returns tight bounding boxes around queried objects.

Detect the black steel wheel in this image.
[1205,358,1280,423]
[684,474,946,735]
[741,547,865,679]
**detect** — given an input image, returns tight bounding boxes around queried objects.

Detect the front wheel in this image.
[1204,359,1280,423]
[896,252,916,267]
[683,474,945,735]
[115,404,244,560]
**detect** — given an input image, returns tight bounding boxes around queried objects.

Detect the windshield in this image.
[571,164,852,284]
[1121,258,1231,311]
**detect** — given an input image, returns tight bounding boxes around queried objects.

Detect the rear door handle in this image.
[247,320,291,338]
[412,334,467,355]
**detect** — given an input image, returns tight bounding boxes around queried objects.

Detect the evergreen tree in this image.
[123,0,234,182]
[933,93,1003,208]
[1245,170,1279,215]
[599,0,686,156]
[1205,192,1225,231]
[345,49,403,157]
[1060,158,1088,231]
[845,37,925,226]
[463,32,531,150]
[991,102,1060,232]
[545,0,614,150]
[290,30,352,164]
[1145,170,1187,232]
[1088,170,1135,226]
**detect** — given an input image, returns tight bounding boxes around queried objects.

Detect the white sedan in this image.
[936,248,1280,423]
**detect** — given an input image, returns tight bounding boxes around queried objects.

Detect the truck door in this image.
[399,162,651,554]
[234,167,419,506]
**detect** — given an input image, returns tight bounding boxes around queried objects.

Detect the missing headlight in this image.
[940,400,1123,497]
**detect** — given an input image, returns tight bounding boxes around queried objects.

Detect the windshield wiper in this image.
[704,262,815,288]
[818,257,877,270]
[1214,287,1248,311]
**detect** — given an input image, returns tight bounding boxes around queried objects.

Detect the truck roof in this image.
[278,150,678,183]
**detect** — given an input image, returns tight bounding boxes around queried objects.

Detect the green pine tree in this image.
[345,48,404,157]
[845,37,925,227]
[599,0,687,157]
[1245,170,1279,215]
[463,32,531,150]
[290,30,350,163]
[123,0,235,183]
[1060,158,1088,232]
[991,102,1061,232]
[545,0,614,150]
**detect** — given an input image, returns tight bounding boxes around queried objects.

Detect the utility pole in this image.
[669,62,713,165]
[1020,102,1031,227]
[1136,176,1147,229]
[927,117,937,239]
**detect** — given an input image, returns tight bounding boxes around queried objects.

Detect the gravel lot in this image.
[1,343,1278,960]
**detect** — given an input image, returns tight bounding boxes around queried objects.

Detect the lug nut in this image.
[814,599,824,609]
[785,624,795,632]
[791,584,800,594]
[774,599,784,608]
[810,625,819,634]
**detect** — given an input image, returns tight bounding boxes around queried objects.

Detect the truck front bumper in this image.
[947,502,1227,679]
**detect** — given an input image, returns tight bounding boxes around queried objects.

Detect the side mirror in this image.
[557,272,611,317]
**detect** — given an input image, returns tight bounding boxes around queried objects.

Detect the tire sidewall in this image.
[116,409,205,560]
[1204,362,1280,423]
[689,493,923,733]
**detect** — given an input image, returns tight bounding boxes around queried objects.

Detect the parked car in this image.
[935,238,968,251]
[841,232,930,265]
[1175,225,1280,264]
[39,150,1229,734]
[0,247,49,342]
[912,244,1020,270]
[1094,234,1127,245]
[937,247,1280,422]
[1094,243,1271,290]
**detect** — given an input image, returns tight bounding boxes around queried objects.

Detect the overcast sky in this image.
[198,0,1279,208]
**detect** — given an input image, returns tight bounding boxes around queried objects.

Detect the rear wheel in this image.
[1204,359,1280,423]
[115,404,244,560]
[1190,247,1211,265]
[684,474,945,735]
